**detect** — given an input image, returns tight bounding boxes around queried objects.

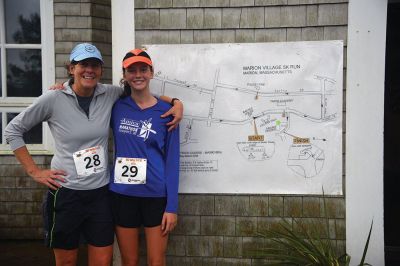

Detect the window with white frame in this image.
[0,0,54,152]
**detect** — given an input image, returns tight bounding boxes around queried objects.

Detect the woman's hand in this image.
[161,212,178,236]
[29,168,67,190]
[13,146,67,190]
[161,100,183,131]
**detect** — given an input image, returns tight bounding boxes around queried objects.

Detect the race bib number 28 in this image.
[114,157,147,184]
[73,145,106,178]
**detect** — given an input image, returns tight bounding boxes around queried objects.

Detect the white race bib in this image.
[73,145,106,178]
[114,157,147,184]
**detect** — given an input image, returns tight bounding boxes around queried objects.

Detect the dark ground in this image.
[0,240,88,266]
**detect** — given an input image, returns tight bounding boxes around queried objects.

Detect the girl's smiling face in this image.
[124,62,154,92]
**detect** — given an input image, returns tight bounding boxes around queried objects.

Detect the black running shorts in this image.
[44,185,114,249]
[111,192,166,228]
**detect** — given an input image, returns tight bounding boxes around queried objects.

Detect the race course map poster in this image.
[146,41,343,195]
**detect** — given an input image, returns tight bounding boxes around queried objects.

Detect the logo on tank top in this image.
[118,118,156,141]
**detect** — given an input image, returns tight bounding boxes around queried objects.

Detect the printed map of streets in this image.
[146,41,343,195]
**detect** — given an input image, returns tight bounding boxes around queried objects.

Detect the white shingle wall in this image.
[54,0,112,83]
[135,2,348,47]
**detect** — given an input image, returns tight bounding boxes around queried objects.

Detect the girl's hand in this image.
[49,83,65,90]
[161,100,183,131]
[161,212,178,236]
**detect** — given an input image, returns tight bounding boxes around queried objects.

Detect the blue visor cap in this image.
[69,43,103,63]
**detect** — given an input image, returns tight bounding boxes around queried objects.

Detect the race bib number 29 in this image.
[114,157,147,184]
[73,145,106,178]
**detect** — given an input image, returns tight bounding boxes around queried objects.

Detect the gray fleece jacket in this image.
[5,82,123,190]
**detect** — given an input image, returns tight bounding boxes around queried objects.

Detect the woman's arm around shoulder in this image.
[159,96,183,131]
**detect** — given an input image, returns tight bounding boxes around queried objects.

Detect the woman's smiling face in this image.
[70,58,102,91]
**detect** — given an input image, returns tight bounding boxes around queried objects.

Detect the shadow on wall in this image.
[0,240,87,266]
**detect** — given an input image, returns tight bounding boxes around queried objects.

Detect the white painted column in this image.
[111,1,135,265]
[346,0,387,265]
[42,0,56,151]
[111,0,135,85]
